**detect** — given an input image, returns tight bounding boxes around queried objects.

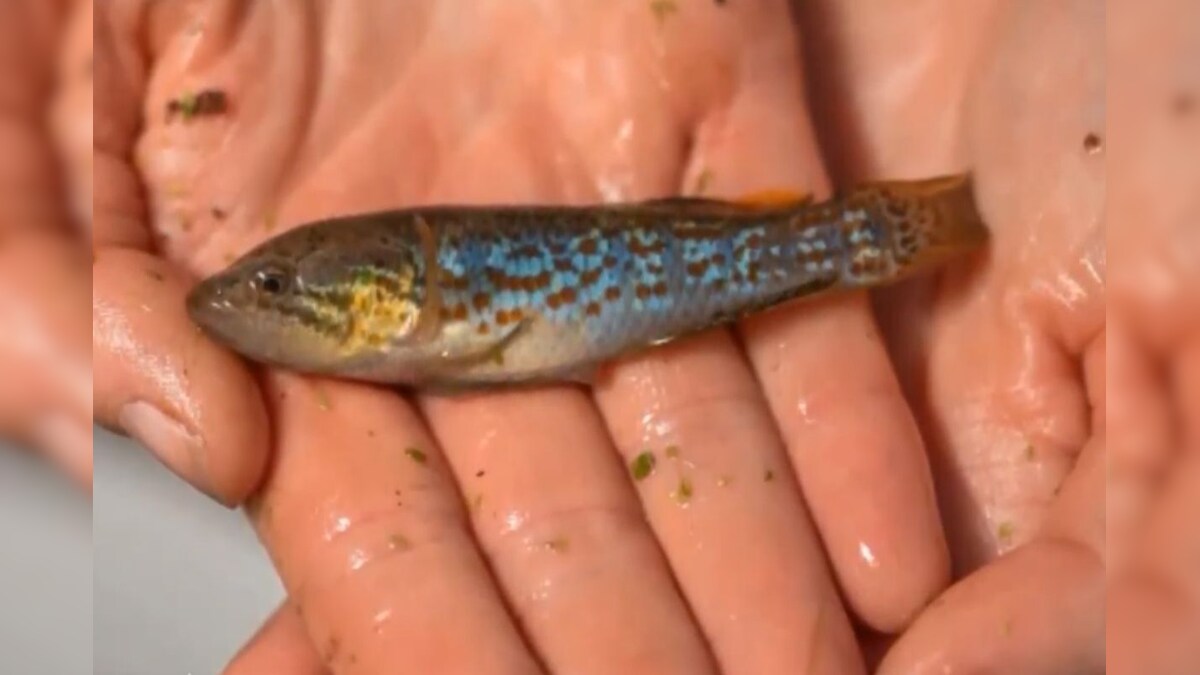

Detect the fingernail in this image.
[31,413,93,493]
[118,401,230,506]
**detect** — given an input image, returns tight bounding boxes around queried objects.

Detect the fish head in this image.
[187,214,431,374]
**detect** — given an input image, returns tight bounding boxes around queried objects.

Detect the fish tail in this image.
[890,173,988,245]
[860,172,990,272]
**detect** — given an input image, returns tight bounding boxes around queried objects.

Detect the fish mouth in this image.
[185,277,241,343]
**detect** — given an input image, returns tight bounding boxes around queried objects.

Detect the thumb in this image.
[0,233,92,490]
[93,246,270,506]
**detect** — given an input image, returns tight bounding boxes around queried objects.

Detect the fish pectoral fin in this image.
[434,317,531,367]
[733,189,812,209]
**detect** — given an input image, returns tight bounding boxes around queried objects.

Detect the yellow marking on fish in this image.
[340,278,418,353]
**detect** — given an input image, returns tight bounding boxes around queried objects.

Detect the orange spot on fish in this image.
[585,302,601,317]
[472,293,491,310]
[735,189,811,209]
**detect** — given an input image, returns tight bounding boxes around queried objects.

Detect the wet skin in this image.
[1,0,1173,673]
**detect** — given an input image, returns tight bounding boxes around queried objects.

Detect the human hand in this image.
[92,0,271,507]
[0,0,91,491]
[98,1,952,673]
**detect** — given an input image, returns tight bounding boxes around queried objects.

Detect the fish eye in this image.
[253,266,292,295]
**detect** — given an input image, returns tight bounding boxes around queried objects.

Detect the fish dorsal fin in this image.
[732,189,812,209]
[640,196,732,209]
[641,190,812,212]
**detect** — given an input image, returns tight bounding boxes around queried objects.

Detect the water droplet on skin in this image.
[795,399,815,425]
[501,508,527,534]
[372,608,394,635]
[348,548,370,571]
[324,515,353,541]
[858,541,880,569]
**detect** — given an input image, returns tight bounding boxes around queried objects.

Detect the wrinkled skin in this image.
[1,0,1188,672]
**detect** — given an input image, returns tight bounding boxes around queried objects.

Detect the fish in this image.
[186,173,988,388]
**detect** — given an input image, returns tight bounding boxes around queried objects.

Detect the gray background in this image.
[0,429,284,675]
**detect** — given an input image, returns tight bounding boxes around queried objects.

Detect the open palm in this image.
[85,1,1155,673]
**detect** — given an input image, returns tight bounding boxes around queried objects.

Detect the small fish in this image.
[187,174,988,388]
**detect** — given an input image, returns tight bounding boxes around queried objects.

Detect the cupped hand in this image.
[0,0,91,491]
[98,1,951,674]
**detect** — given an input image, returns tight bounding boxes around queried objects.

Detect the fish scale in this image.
[435,210,844,355]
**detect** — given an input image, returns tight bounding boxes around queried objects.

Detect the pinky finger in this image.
[224,601,328,675]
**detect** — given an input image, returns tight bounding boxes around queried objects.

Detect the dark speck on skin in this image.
[1082,132,1103,154]
[1174,91,1195,116]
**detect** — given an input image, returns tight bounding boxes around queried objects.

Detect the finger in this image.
[0,0,71,238]
[740,292,950,631]
[92,246,269,505]
[0,234,91,488]
[50,0,93,232]
[253,375,542,675]
[585,28,868,666]
[93,0,151,249]
[878,434,1105,675]
[1108,452,1200,675]
[1108,318,1174,573]
[594,334,865,675]
[421,387,719,675]
[682,10,951,629]
[224,601,327,675]
[29,412,93,493]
